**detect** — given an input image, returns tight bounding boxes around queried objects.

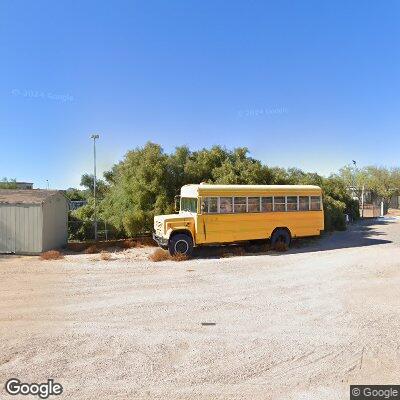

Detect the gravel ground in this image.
[1,218,400,399]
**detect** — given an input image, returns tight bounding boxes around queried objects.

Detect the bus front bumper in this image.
[152,232,168,248]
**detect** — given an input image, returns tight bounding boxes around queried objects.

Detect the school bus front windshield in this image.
[180,197,197,213]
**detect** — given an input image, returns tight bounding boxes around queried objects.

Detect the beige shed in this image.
[0,190,69,254]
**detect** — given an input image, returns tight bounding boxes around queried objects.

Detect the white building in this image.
[0,190,69,254]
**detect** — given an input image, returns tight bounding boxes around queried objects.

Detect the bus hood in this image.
[154,213,195,235]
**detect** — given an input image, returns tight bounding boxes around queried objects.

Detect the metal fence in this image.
[68,220,117,241]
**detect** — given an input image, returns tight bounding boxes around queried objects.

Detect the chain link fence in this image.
[68,219,119,241]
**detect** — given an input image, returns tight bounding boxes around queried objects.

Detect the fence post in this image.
[361,185,364,218]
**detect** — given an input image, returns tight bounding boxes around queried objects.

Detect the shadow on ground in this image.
[191,218,394,259]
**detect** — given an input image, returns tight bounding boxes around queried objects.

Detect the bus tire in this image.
[168,233,193,257]
[270,228,291,249]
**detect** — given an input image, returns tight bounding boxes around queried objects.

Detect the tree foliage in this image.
[0,178,17,189]
[90,142,361,237]
[68,142,400,240]
[338,164,400,204]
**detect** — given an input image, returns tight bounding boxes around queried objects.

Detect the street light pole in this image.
[352,160,357,199]
[90,134,99,240]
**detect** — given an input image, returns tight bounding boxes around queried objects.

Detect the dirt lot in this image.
[1,218,400,399]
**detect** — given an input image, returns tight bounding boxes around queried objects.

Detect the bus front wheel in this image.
[168,234,193,257]
[270,228,291,250]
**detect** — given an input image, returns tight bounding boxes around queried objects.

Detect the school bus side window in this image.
[220,197,233,213]
[203,197,218,213]
[274,196,285,212]
[248,197,260,212]
[234,197,247,213]
[261,197,273,212]
[310,196,321,211]
[286,196,298,211]
[299,196,309,211]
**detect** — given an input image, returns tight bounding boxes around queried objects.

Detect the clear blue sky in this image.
[1,0,399,189]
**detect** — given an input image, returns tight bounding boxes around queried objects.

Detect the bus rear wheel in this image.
[270,228,291,250]
[168,234,193,257]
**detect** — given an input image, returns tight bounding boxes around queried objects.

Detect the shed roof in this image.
[0,189,64,205]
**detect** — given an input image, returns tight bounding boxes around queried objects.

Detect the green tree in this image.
[70,142,364,239]
[0,178,17,189]
[80,173,108,199]
[65,187,87,201]
[101,142,172,236]
[364,166,399,206]
[212,148,273,184]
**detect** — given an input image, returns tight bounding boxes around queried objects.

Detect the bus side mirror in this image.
[174,195,180,212]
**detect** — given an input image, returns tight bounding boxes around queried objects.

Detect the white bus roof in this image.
[181,184,322,197]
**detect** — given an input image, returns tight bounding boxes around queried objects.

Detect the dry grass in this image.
[139,236,158,247]
[67,242,87,252]
[171,253,189,262]
[116,239,137,249]
[99,251,112,261]
[149,249,171,262]
[68,236,157,254]
[84,245,100,254]
[40,250,64,260]
[148,248,189,262]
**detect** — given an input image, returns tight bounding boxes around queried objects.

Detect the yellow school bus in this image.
[153,184,324,255]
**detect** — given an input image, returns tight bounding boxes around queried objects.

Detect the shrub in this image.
[323,195,346,231]
[148,248,189,262]
[345,198,360,221]
[40,250,64,260]
[149,249,171,262]
[171,253,189,262]
[68,211,94,241]
[84,245,100,254]
[100,251,112,260]
[137,236,158,247]
[67,242,87,252]
[117,239,137,249]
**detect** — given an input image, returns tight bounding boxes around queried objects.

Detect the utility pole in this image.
[352,160,357,199]
[90,134,100,241]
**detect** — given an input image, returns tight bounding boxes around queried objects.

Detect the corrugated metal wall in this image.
[0,205,16,253]
[0,204,43,254]
[42,194,68,251]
